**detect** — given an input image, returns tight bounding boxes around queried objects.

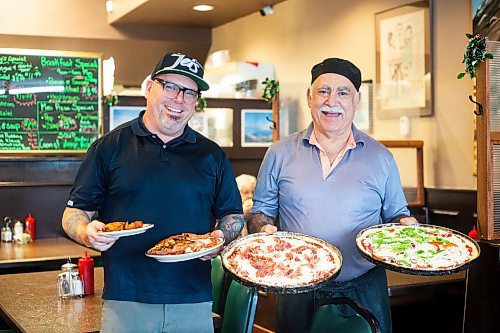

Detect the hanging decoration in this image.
[103,93,118,107]
[262,78,280,103]
[196,97,207,112]
[457,33,493,79]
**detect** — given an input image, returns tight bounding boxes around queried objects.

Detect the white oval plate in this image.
[146,239,224,263]
[98,224,154,238]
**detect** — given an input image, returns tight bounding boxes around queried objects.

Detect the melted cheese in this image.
[358,225,478,270]
[224,235,340,287]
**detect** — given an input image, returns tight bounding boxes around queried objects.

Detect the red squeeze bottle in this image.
[24,213,36,241]
[468,225,478,239]
[78,251,95,295]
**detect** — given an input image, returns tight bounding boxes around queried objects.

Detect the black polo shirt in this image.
[68,111,242,303]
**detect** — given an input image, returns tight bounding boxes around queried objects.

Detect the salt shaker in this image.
[13,220,24,238]
[71,272,84,297]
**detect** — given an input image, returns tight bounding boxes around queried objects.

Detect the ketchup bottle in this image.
[78,251,94,295]
[24,213,36,241]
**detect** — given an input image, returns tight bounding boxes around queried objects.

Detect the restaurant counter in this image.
[0,238,100,274]
[0,267,465,333]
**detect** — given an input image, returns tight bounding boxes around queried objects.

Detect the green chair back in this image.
[221,280,258,333]
[211,255,226,315]
[311,297,380,333]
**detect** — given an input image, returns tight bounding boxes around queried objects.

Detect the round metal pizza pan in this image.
[356,223,481,276]
[221,231,343,294]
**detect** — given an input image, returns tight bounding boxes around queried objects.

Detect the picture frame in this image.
[354,81,373,133]
[241,109,274,147]
[109,105,144,131]
[188,112,209,137]
[375,0,433,118]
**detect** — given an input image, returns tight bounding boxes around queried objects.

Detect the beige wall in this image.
[210,0,476,190]
[0,0,211,86]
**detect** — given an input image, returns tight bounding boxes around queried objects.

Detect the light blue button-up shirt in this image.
[251,123,409,281]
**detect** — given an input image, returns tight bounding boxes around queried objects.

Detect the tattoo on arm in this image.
[247,212,276,234]
[216,214,244,244]
[62,207,93,246]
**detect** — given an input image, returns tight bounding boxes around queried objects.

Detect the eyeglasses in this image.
[154,78,200,104]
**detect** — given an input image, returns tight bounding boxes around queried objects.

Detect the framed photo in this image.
[188,112,209,137]
[354,81,373,133]
[241,109,273,147]
[109,106,144,130]
[473,0,500,39]
[375,0,433,118]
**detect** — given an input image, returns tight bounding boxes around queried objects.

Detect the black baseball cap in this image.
[311,58,362,91]
[151,52,210,91]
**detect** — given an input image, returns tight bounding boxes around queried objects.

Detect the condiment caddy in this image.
[57,258,84,298]
[57,252,95,299]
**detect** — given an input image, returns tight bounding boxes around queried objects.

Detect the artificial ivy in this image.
[262,78,280,103]
[196,96,207,112]
[457,33,493,79]
[103,93,118,106]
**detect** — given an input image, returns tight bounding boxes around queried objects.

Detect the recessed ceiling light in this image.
[193,5,214,12]
[105,0,114,13]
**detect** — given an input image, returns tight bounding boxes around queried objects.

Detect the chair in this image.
[220,280,259,333]
[311,297,381,333]
[211,255,226,315]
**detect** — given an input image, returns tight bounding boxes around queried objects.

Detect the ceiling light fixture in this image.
[193,5,214,12]
[260,5,274,16]
[105,0,114,13]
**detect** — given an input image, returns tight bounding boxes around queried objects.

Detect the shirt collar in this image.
[302,122,366,147]
[131,110,196,144]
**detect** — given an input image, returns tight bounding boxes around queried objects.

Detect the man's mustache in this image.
[320,105,345,115]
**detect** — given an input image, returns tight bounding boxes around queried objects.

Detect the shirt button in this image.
[163,145,166,148]
[152,135,156,139]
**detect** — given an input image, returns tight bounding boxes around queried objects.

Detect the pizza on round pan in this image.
[356,224,480,274]
[221,232,342,291]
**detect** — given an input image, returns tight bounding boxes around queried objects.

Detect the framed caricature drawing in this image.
[375,0,433,118]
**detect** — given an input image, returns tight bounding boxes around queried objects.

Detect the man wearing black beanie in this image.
[248,57,417,333]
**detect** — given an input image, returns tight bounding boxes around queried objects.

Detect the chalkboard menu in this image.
[0,48,101,153]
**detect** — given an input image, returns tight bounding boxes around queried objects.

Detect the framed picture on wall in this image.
[241,109,273,147]
[109,105,144,131]
[375,0,433,118]
[354,81,373,133]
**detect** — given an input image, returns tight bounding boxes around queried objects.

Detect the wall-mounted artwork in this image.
[375,0,433,118]
[473,0,500,40]
[241,109,273,147]
[354,81,373,133]
[109,106,143,131]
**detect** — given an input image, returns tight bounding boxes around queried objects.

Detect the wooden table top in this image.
[0,268,104,333]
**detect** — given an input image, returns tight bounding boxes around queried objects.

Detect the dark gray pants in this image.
[277,267,392,333]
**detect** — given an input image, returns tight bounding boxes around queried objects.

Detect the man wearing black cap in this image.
[248,58,417,333]
[62,52,243,332]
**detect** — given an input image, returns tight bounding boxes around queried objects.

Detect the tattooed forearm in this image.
[216,213,244,244]
[247,212,276,234]
[62,207,92,246]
